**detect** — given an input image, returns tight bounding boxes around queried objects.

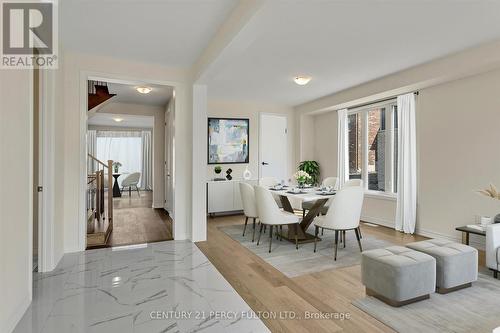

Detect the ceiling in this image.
[61,1,500,107]
[207,1,500,106]
[106,82,173,107]
[88,113,154,128]
[61,0,237,67]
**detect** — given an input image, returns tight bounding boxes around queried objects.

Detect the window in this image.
[96,132,143,187]
[347,100,398,195]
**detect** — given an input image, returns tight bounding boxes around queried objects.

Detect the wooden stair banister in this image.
[86,153,114,248]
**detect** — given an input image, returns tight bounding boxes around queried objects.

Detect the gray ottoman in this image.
[361,246,436,307]
[406,239,478,294]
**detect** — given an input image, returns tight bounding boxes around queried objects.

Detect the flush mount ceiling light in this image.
[113,117,123,122]
[136,86,152,94]
[294,76,312,85]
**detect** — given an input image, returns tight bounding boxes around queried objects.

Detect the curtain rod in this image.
[345,91,419,111]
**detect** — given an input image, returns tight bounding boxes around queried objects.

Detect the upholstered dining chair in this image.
[313,185,364,260]
[259,177,283,208]
[121,172,141,197]
[255,185,301,252]
[239,182,259,242]
[302,176,339,217]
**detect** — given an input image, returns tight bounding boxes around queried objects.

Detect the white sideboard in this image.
[207,179,258,214]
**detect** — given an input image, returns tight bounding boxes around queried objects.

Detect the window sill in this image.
[364,191,397,201]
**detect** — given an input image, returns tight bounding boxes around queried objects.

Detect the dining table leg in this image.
[278,195,328,244]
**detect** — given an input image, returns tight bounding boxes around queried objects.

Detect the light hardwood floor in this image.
[106,191,173,247]
[196,214,485,333]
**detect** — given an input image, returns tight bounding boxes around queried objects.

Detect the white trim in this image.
[2,294,31,333]
[258,112,289,181]
[361,215,394,229]
[78,71,183,249]
[364,191,396,201]
[39,69,58,272]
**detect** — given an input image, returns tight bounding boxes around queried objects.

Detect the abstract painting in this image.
[208,118,249,164]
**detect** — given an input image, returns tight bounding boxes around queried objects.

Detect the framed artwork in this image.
[208,117,249,164]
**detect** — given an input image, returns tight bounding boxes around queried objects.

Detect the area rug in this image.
[353,273,500,333]
[219,223,395,277]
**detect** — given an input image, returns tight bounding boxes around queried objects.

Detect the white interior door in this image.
[259,114,288,182]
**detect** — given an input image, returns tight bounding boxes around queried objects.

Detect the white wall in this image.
[96,102,166,208]
[207,99,296,181]
[0,71,33,332]
[308,68,500,247]
[62,52,193,252]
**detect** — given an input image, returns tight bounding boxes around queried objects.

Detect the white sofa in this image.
[486,223,500,278]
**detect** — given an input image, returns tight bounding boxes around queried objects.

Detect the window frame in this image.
[347,99,397,199]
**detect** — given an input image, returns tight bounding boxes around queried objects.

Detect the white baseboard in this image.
[361,216,485,250]
[3,294,30,333]
[361,215,394,229]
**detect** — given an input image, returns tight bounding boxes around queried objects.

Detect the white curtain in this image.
[337,108,349,188]
[141,131,152,190]
[395,93,417,234]
[87,130,97,174]
[96,131,142,188]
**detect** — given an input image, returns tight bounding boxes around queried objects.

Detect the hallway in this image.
[106,191,173,247]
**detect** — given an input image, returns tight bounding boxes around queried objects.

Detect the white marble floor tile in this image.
[13,241,270,333]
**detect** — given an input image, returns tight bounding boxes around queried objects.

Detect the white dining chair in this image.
[313,185,364,260]
[259,177,283,208]
[254,185,301,252]
[302,176,339,216]
[239,182,259,242]
[259,177,279,187]
[121,172,141,197]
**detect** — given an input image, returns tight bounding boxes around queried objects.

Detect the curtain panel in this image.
[337,109,349,187]
[395,93,417,234]
[87,130,97,174]
[141,131,152,190]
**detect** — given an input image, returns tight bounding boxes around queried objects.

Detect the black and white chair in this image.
[313,185,364,260]
[239,182,259,242]
[255,185,301,252]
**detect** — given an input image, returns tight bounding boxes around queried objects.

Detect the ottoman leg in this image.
[366,288,430,307]
[437,282,472,294]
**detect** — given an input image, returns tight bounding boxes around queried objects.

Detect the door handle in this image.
[262,162,269,165]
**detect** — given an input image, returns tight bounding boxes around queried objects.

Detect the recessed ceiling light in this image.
[136,86,152,94]
[113,117,123,122]
[294,76,312,85]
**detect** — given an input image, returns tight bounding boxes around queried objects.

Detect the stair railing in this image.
[87,154,113,237]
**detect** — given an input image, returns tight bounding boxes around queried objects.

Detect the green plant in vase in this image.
[298,160,320,185]
[112,161,122,174]
[293,170,312,188]
[214,165,223,180]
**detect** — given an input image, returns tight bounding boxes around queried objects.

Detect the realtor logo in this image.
[1,0,58,68]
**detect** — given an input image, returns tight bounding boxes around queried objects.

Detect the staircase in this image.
[87,155,113,248]
[88,80,116,111]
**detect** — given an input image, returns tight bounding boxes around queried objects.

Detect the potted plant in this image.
[294,170,312,188]
[112,161,122,174]
[298,160,320,185]
[214,165,222,174]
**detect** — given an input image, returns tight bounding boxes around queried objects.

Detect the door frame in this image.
[78,71,180,250]
[258,112,288,181]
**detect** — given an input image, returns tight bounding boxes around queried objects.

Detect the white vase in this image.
[243,166,252,180]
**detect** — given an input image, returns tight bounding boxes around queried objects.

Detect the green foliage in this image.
[298,160,320,185]
[214,165,222,174]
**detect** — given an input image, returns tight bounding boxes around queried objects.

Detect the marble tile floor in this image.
[14,241,269,333]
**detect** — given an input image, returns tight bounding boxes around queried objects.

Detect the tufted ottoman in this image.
[361,246,436,307]
[406,239,478,294]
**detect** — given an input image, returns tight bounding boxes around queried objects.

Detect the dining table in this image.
[269,186,336,244]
